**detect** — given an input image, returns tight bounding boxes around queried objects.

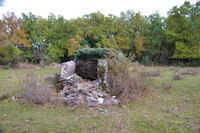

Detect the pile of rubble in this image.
[59,59,119,107]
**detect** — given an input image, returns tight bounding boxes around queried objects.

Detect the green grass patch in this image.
[0,67,199,132]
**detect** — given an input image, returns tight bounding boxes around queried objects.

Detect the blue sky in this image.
[0,0,198,19]
[0,0,5,6]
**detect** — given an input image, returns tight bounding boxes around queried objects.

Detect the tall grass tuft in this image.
[22,73,53,105]
[107,58,149,104]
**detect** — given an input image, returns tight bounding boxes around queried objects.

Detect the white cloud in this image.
[0,0,197,19]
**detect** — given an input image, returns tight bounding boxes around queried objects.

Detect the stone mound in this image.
[58,48,125,107]
[60,74,119,107]
[59,58,119,107]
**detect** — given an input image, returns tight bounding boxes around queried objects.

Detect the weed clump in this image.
[107,58,149,104]
[22,73,53,105]
[180,68,198,75]
[162,81,174,90]
[139,70,161,77]
[45,73,60,86]
[170,66,181,72]
[172,74,184,80]
[0,90,11,101]
[16,62,40,69]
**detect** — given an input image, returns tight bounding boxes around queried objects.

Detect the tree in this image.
[134,35,145,59]
[0,44,22,66]
[45,14,77,63]
[0,12,30,47]
[118,11,148,59]
[67,32,83,56]
[166,1,200,58]
[144,12,171,63]
[22,13,47,62]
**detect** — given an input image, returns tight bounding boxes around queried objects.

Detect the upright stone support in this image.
[60,61,76,80]
[98,59,109,90]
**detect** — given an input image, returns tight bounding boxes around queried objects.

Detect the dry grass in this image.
[107,59,149,104]
[0,67,200,132]
[16,62,40,69]
[170,66,181,72]
[139,70,161,77]
[22,73,54,105]
[180,68,198,75]
[161,81,174,90]
[0,90,12,101]
[45,62,61,68]
[16,62,61,69]
[172,74,184,80]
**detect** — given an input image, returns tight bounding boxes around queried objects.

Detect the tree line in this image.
[0,1,199,66]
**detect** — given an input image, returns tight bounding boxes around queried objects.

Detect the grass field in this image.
[0,67,200,133]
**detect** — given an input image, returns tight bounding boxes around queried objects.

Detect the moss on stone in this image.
[99,66,105,80]
[75,48,125,61]
[56,82,63,92]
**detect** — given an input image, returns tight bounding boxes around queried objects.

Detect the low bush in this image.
[162,81,174,90]
[0,90,12,101]
[16,62,40,69]
[45,73,60,86]
[23,87,52,105]
[22,73,53,105]
[180,68,198,75]
[107,58,149,104]
[139,70,161,77]
[170,66,181,72]
[172,74,184,80]
[0,44,22,67]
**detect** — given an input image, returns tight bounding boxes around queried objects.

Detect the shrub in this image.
[22,73,53,105]
[139,70,161,77]
[45,73,60,87]
[170,66,181,72]
[45,52,60,64]
[0,44,22,66]
[23,86,52,105]
[16,62,40,69]
[162,81,174,90]
[107,58,149,104]
[180,68,198,75]
[172,74,184,80]
[0,90,12,101]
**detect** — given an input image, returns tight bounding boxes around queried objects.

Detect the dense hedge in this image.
[75,48,125,60]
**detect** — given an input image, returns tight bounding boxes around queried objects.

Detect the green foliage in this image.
[0,12,31,47]
[75,48,125,61]
[0,1,199,66]
[0,67,200,132]
[166,1,200,58]
[0,44,22,66]
[145,12,169,63]
[141,55,151,65]
[22,13,47,62]
[22,13,78,63]
[75,48,110,60]
[107,58,149,103]
[45,52,60,64]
